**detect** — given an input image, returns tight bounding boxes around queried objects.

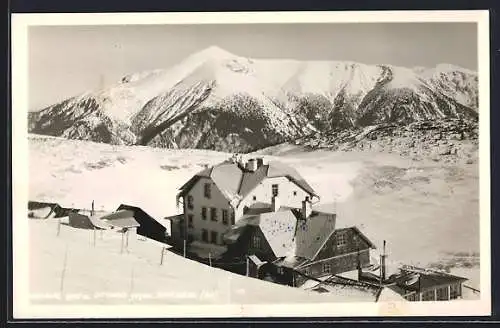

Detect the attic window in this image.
[336,232,346,248]
[204,183,211,199]
[293,191,297,196]
[253,195,257,201]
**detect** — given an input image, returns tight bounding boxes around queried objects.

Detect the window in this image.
[210,207,217,221]
[436,286,449,301]
[187,214,194,228]
[305,267,311,276]
[201,207,207,220]
[231,211,235,225]
[277,267,284,275]
[450,284,461,299]
[204,183,211,199]
[187,195,194,210]
[252,235,261,249]
[272,184,279,197]
[406,292,419,302]
[422,290,435,301]
[322,262,331,274]
[252,195,257,201]
[293,191,297,196]
[201,229,208,242]
[336,232,346,247]
[222,209,229,225]
[210,231,218,244]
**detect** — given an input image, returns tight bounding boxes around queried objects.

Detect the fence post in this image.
[160,247,165,265]
[246,256,249,277]
[183,239,186,258]
[60,245,69,297]
[120,231,125,254]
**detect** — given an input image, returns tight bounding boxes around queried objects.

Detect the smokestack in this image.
[271,196,280,212]
[246,159,257,172]
[256,158,264,168]
[301,196,312,219]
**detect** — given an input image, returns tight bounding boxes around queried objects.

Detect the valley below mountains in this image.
[28,46,479,156]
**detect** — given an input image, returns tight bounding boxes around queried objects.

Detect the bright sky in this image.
[28,23,477,111]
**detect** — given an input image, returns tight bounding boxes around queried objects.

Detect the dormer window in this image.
[204,183,211,199]
[272,184,279,197]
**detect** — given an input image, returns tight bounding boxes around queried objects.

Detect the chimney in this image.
[246,159,257,172]
[271,196,280,212]
[301,196,312,219]
[256,157,264,168]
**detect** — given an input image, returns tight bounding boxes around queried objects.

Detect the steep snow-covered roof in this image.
[177,159,318,202]
[290,209,337,260]
[224,203,337,262]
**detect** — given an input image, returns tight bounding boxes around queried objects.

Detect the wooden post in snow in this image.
[120,231,125,254]
[246,256,249,277]
[209,253,212,267]
[93,227,96,247]
[183,240,186,258]
[60,245,69,296]
[160,247,165,265]
[125,229,129,249]
[56,218,61,237]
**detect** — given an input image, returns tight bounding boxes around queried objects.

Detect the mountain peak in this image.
[194,45,238,61]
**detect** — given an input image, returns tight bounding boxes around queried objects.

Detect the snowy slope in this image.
[29,46,479,153]
[29,219,363,305]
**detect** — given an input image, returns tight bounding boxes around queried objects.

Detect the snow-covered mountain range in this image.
[28,46,479,152]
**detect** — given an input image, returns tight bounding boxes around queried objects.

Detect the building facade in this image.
[176,157,318,245]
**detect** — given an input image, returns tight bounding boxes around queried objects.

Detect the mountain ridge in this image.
[29,45,479,153]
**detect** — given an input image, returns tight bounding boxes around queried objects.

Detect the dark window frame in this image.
[201,229,208,242]
[210,207,217,222]
[322,262,331,274]
[187,195,194,210]
[204,183,211,199]
[222,209,229,225]
[272,184,279,197]
[201,207,207,220]
[210,231,218,244]
[187,214,194,228]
